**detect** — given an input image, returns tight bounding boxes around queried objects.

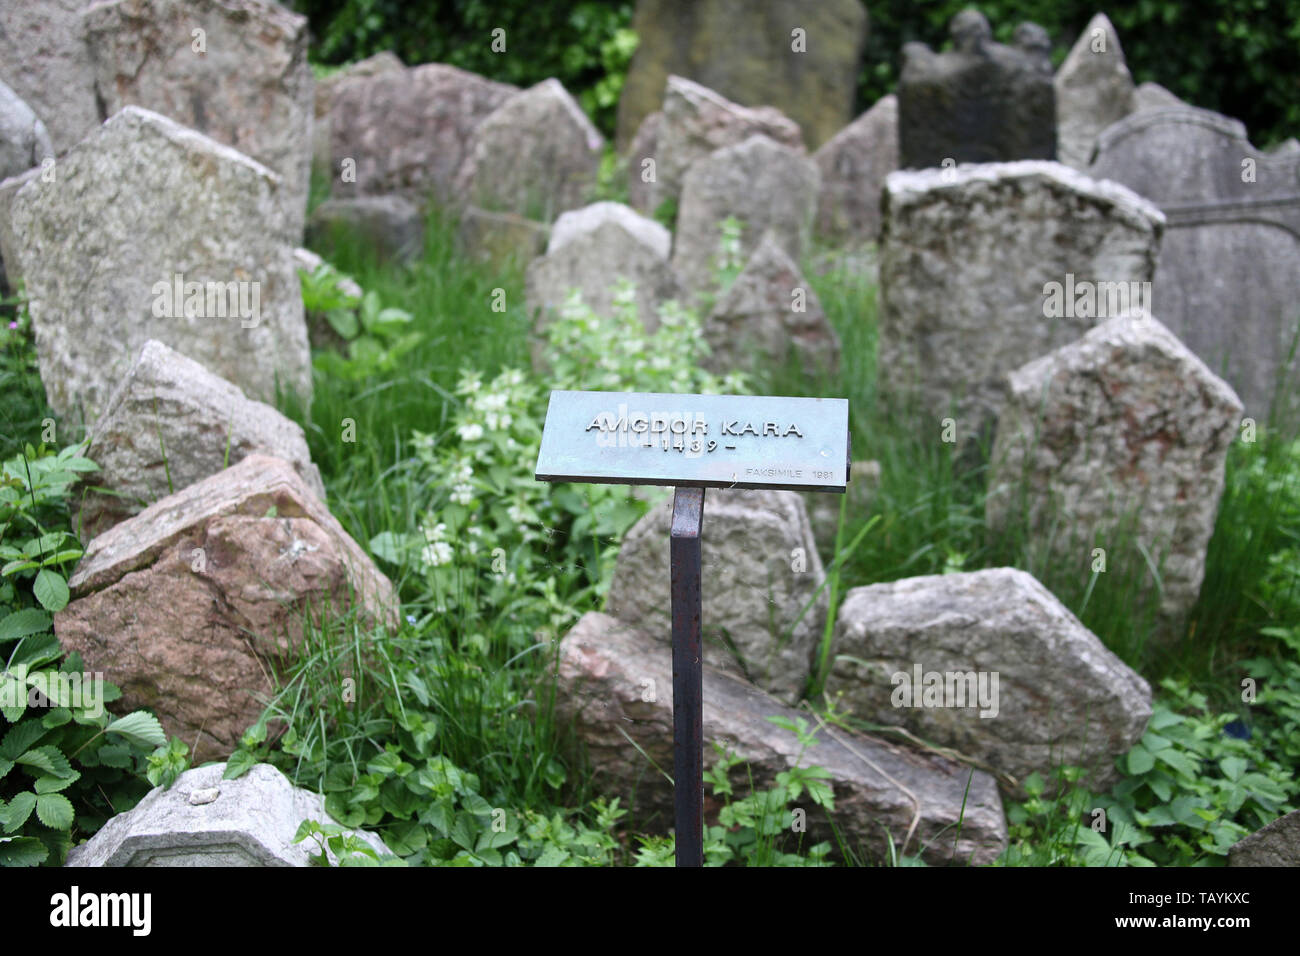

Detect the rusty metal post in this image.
[670,485,705,867]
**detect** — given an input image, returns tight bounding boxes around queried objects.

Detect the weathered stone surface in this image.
[604,489,825,704]
[66,763,391,866]
[328,63,517,208]
[455,79,603,222]
[549,200,672,262]
[0,167,39,293]
[1054,13,1135,169]
[1090,105,1300,419]
[84,0,315,237]
[456,206,549,268]
[827,568,1152,794]
[643,75,805,215]
[803,459,881,563]
[307,195,424,264]
[554,611,1007,865]
[76,340,324,541]
[877,160,1164,437]
[814,94,898,244]
[56,455,397,762]
[703,233,839,377]
[1132,81,1186,112]
[673,134,819,302]
[8,107,309,424]
[526,206,681,353]
[1229,809,1300,867]
[987,313,1242,631]
[0,80,54,180]
[625,109,662,213]
[616,0,867,153]
[898,10,1055,169]
[0,0,99,153]
[312,51,404,172]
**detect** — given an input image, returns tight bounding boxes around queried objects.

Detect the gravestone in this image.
[826,568,1153,795]
[877,160,1164,437]
[66,763,392,866]
[55,455,396,763]
[1090,105,1300,419]
[639,75,805,215]
[0,80,54,180]
[0,0,99,153]
[898,10,1055,169]
[814,94,898,244]
[616,0,867,152]
[1229,809,1300,866]
[83,0,315,237]
[987,313,1242,634]
[328,63,517,208]
[307,195,425,265]
[672,134,819,302]
[625,109,663,213]
[312,50,404,172]
[1054,13,1135,170]
[454,78,603,222]
[6,106,310,424]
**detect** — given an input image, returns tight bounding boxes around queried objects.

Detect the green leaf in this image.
[1125,744,1155,775]
[449,812,477,852]
[105,711,166,749]
[0,608,51,643]
[0,836,48,866]
[32,569,69,612]
[35,793,73,830]
[223,749,257,780]
[1,792,36,832]
[324,307,360,340]
[0,721,47,760]
[1219,756,1247,782]
[35,771,79,794]
[17,746,72,779]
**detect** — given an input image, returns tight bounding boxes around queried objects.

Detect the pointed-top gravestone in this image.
[814,94,899,244]
[7,106,310,424]
[0,0,100,152]
[1054,13,1135,169]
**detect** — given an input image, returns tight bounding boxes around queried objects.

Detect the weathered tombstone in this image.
[813,94,898,244]
[554,611,1008,865]
[641,75,805,215]
[7,106,311,425]
[672,134,819,302]
[877,160,1164,438]
[0,80,54,180]
[1054,13,1135,169]
[0,0,100,153]
[76,339,325,542]
[826,568,1153,795]
[66,763,392,866]
[702,232,840,377]
[312,50,404,173]
[55,455,397,763]
[616,0,867,152]
[456,206,549,267]
[328,63,517,208]
[1229,809,1300,866]
[536,389,849,865]
[454,78,603,222]
[307,195,425,265]
[83,0,315,237]
[898,9,1056,169]
[1090,105,1300,419]
[987,313,1243,633]
[625,109,663,213]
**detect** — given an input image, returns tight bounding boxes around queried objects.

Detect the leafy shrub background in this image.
[291,0,1298,146]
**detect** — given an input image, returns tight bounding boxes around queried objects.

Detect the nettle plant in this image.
[0,443,173,866]
[300,259,421,381]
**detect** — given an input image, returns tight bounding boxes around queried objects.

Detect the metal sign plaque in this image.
[535,390,850,492]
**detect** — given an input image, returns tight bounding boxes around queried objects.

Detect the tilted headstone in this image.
[76,340,325,542]
[987,313,1243,633]
[877,160,1164,437]
[639,75,805,215]
[1229,809,1300,867]
[702,232,840,378]
[454,78,603,223]
[554,611,1008,865]
[328,63,517,208]
[7,106,311,424]
[826,568,1152,795]
[616,0,867,152]
[55,455,397,763]
[66,763,392,866]
[312,50,404,172]
[1090,105,1300,419]
[83,0,315,237]
[0,0,100,153]
[1054,13,1135,169]
[898,9,1055,169]
[625,109,662,213]
[672,134,819,302]
[813,94,899,244]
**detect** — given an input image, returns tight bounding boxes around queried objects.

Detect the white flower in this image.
[467,526,483,537]
[485,411,513,431]
[423,523,448,543]
[457,423,484,442]
[477,392,508,412]
[451,483,474,505]
[507,503,530,524]
[422,541,454,567]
